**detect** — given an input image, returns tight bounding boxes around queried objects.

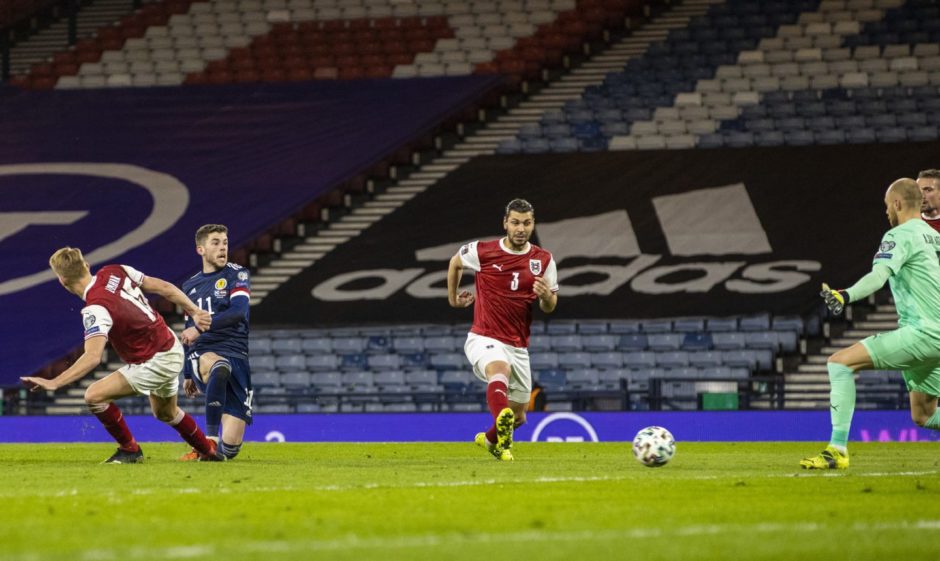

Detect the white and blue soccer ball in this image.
[632,426,676,467]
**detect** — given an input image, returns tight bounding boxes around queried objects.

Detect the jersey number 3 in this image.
[120,278,156,321]
[510,272,520,291]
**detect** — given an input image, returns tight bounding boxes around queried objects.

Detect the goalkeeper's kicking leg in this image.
[800,342,873,470]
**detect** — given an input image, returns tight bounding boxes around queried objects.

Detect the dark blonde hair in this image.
[889,178,924,209]
[49,247,89,284]
[195,224,228,246]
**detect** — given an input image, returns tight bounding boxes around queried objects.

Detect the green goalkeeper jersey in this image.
[873,218,940,334]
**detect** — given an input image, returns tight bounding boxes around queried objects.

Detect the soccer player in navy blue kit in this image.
[179,224,252,461]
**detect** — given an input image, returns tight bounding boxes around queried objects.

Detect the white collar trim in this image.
[82,274,97,301]
[499,237,530,255]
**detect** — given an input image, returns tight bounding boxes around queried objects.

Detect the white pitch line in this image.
[4,469,938,500]
[0,519,921,561]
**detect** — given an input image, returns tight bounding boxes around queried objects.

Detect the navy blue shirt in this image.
[182,263,250,357]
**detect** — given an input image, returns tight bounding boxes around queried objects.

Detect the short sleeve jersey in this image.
[458,238,559,348]
[181,263,251,357]
[81,264,175,364]
[872,219,940,333]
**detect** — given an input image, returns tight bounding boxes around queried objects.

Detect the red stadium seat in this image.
[364,65,392,79]
[310,54,335,67]
[312,67,338,79]
[339,66,366,80]
[287,67,313,80]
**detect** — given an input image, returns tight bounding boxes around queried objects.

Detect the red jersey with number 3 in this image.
[81,264,175,364]
[458,239,559,348]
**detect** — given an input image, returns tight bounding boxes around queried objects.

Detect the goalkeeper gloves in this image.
[820,283,848,315]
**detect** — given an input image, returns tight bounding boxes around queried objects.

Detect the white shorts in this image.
[118,336,183,399]
[464,333,532,403]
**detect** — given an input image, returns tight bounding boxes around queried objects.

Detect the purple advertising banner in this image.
[0,411,932,443]
[0,76,500,383]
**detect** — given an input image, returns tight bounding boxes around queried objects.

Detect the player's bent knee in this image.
[152,407,177,423]
[912,412,929,427]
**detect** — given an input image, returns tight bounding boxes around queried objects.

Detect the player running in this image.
[918,169,940,233]
[21,248,220,463]
[178,224,252,461]
[447,199,559,461]
[803,178,940,469]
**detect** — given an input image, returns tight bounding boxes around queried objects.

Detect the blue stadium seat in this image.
[312,372,343,389]
[559,352,592,369]
[721,350,756,370]
[368,353,401,370]
[647,333,682,351]
[537,369,567,390]
[281,372,310,389]
[657,351,690,368]
[712,332,746,350]
[399,352,429,369]
[776,331,798,353]
[754,131,785,146]
[815,130,846,145]
[673,318,705,332]
[248,338,272,354]
[744,332,779,351]
[771,315,804,334]
[847,128,877,143]
[591,352,624,369]
[699,366,734,378]
[909,126,939,141]
[253,354,276,371]
[429,353,464,370]
[609,320,642,334]
[365,336,390,354]
[333,337,366,353]
[565,369,600,390]
[301,337,331,354]
[623,351,657,369]
[522,138,551,153]
[739,314,770,331]
[619,333,649,351]
[374,370,406,389]
[551,138,581,153]
[582,334,618,352]
[550,334,582,352]
[393,336,425,353]
[439,370,475,392]
[528,334,552,352]
[253,371,281,387]
[697,133,724,148]
[340,353,368,371]
[530,352,560,370]
[642,319,673,333]
[706,317,737,332]
[275,354,306,371]
[578,321,608,335]
[424,336,456,353]
[271,338,303,354]
[596,369,627,390]
[546,322,579,335]
[682,333,713,351]
[689,350,723,368]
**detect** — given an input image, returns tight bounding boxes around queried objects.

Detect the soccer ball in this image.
[632,426,676,467]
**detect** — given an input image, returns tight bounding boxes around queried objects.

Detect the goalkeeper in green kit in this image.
[803,178,940,470]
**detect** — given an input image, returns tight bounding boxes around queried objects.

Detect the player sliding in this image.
[447,199,559,461]
[178,224,253,461]
[21,248,221,463]
[804,178,940,469]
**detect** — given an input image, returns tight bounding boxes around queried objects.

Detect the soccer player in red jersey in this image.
[447,199,559,461]
[21,247,221,463]
[918,169,940,234]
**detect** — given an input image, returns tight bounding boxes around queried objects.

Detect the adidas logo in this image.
[188,288,197,295]
[311,184,821,301]
[208,401,222,407]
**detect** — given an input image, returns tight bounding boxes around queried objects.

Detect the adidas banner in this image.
[254,141,940,324]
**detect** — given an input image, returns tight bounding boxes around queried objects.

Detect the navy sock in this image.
[220,441,242,460]
[204,359,231,438]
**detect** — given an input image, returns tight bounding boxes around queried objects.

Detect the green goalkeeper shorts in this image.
[861,326,940,396]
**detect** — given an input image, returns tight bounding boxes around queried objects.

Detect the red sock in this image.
[93,403,139,452]
[486,376,509,419]
[485,424,498,444]
[169,412,213,455]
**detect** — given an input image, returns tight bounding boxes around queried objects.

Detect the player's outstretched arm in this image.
[141,276,210,331]
[447,254,475,308]
[20,336,107,391]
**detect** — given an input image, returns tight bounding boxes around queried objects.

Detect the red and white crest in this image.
[529,259,542,275]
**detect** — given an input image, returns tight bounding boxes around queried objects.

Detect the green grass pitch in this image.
[2,442,939,560]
